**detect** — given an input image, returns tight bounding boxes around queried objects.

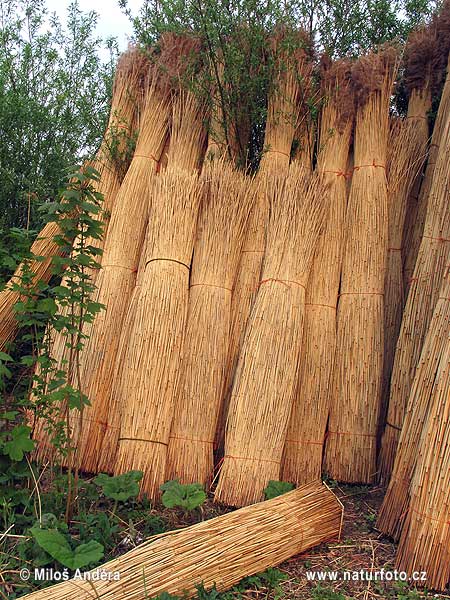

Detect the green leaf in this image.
[31,525,104,569]
[263,480,295,500]
[0,351,13,361]
[36,297,58,315]
[160,479,207,511]
[93,470,143,501]
[3,425,36,461]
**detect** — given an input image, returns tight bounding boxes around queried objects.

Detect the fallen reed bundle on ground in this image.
[215,167,327,507]
[377,269,450,540]
[378,54,450,483]
[22,482,343,600]
[282,58,353,486]
[167,159,253,486]
[324,47,398,484]
[395,313,450,591]
[217,29,314,452]
[378,115,427,446]
[114,90,206,497]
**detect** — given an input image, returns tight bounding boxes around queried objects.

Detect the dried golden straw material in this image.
[215,167,328,507]
[21,482,342,600]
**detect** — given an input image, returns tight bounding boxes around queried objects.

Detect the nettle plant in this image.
[0,165,105,521]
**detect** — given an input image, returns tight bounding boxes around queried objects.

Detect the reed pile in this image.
[215,167,327,507]
[217,29,314,452]
[400,28,435,290]
[114,90,206,497]
[395,311,450,591]
[21,482,342,600]
[377,266,450,540]
[67,46,175,472]
[282,58,353,485]
[378,115,427,444]
[167,159,253,486]
[378,53,450,482]
[324,48,398,483]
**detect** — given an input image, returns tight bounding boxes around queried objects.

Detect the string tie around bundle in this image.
[224,454,281,465]
[305,302,336,310]
[189,283,232,292]
[327,430,377,438]
[338,291,384,297]
[259,278,306,290]
[118,437,168,447]
[169,434,214,445]
[322,169,351,179]
[352,159,386,172]
[145,257,191,270]
[385,420,402,432]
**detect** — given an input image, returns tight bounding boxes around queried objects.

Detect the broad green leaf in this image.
[263,480,295,500]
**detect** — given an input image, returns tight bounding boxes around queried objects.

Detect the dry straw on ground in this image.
[378,114,427,449]
[21,482,343,600]
[395,306,450,591]
[282,58,353,486]
[217,29,314,453]
[215,167,328,507]
[324,47,398,484]
[113,89,206,498]
[377,268,450,541]
[378,53,450,483]
[167,159,253,486]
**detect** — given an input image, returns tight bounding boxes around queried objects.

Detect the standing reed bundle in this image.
[215,168,327,507]
[324,48,398,484]
[65,58,174,472]
[282,59,353,486]
[395,317,450,591]
[217,30,314,452]
[114,90,206,498]
[21,481,342,600]
[377,267,450,540]
[378,115,428,447]
[167,160,253,486]
[378,56,450,482]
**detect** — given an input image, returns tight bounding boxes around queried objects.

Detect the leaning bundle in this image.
[167,160,253,486]
[400,28,435,289]
[114,91,206,498]
[395,320,450,591]
[282,58,353,485]
[217,30,314,451]
[68,63,173,472]
[21,482,342,600]
[378,57,450,482]
[215,168,327,507]
[324,48,398,484]
[377,267,450,540]
[378,115,427,447]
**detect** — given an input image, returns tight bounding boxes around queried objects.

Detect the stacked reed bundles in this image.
[395,319,450,591]
[217,31,314,452]
[167,160,253,486]
[114,91,206,498]
[400,28,435,290]
[215,167,327,507]
[377,267,450,540]
[378,57,450,483]
[282,58,353,486]
[378,116,428,442]
[324,48,398,484]
[21,482,342,600]
[65,69,173,473]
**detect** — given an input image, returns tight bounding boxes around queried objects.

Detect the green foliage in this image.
[263,480,295,500]
[311,585,346,600]
[31,522,104,569]
[1,424,35,461]
[161,480,207,511]
[0,0,116,231]
[94,470,143,502]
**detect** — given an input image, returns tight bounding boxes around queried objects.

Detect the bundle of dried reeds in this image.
[22,482,342,600]
[324,48,398,484]
[377,267,450,540]
[395,313,450,591]
[282,58,353,486]
[378,115,428,446]
[217,30,314,452]
[166,159,253,486]
[66,65,174,472]
[215,167,327,507]
[378,55,450,482]
[113,90,206,497]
